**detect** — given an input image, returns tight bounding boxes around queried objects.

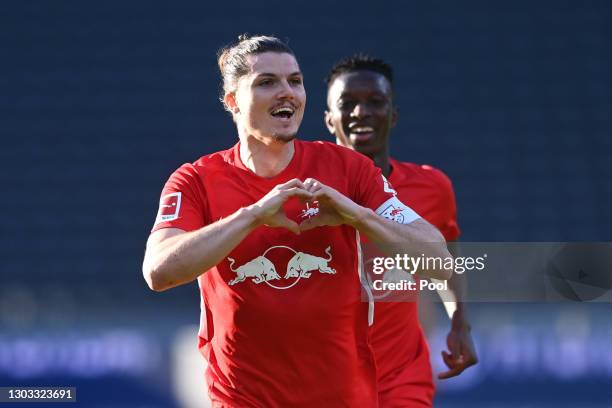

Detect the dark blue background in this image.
[1,1,611,407]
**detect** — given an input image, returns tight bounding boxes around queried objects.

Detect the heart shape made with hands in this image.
[280,178,359,233]
[296,197,349,232]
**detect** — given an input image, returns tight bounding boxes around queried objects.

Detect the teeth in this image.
[351,126,374,133]
[272,107,294,115]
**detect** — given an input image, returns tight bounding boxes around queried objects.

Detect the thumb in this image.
[270,213,301,235]
[298,216,324,232]
[448,335,461,360]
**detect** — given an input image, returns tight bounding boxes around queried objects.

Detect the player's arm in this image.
[352,211,451,280]
[435,241,465,319]
[143,179,312,291]
[299,178,452,280]
[436,241,479,379]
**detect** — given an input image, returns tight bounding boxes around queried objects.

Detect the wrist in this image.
[348,205,371,228]
[240,204,264,229]
[451,308,471,331]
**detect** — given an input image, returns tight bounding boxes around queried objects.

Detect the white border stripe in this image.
[356,230,375,326]
[197,277,208,342]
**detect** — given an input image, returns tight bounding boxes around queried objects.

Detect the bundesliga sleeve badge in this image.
[155,192,182,224]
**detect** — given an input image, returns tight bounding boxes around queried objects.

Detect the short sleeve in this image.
[150,163,208,233]
[354,156,421,224]
[437,171,461,240]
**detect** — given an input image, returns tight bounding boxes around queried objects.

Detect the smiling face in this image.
[225,52,306,145]
[325,70,397,157]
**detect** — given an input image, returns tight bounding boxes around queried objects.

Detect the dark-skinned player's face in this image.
[325,70,397,157]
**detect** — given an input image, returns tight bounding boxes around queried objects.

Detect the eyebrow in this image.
[339,90,389,98]
[255,71,303,78]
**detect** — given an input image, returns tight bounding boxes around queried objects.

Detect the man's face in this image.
[325,70,396,157]
[227,52,306,144]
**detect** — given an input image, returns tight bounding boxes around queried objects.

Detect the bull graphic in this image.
[227,256,281,285]
[285,246,336,278]
[301,201,319,219]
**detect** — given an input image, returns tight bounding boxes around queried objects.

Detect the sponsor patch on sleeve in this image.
[375,196,420,224]
[155,192,182,224]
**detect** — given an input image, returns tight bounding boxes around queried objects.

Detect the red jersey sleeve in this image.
[353,155,421,224]
[435,169,461,240]
[151,163,208,233]
[352,155,395,210]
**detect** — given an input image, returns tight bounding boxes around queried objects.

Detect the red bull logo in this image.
[227,256,281,285]
[300,201,319,219]
[226,246,335,289]
[389,208,403,217]
[379,204,406,223]
[285,246,335,278]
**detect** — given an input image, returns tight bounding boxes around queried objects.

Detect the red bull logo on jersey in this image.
[300,201,319,219]
[375,196,421,225]
[227,256,281,285]
[285,246,336,278]
[389,208,403,217]
[379,204,407,223]
[226,246,335,289]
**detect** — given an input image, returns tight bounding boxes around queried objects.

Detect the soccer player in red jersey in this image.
[325,55,478,407]
[142,36,452,408]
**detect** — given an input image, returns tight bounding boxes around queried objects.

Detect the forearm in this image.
[435,273,467,319]
[353,207,453,280]
[144,206,259,291]
[436,242,469,320]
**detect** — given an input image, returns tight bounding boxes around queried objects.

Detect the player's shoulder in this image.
[391,159,454,189]
[192,144,235,167]
[171,147,233,180]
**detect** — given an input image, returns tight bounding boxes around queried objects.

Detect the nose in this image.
[277,79,295,100]
[350,102,371,119]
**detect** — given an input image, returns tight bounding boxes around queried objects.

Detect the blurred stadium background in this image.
[1,1,611,407]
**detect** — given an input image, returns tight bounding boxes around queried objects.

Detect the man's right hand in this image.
[249,178,313,234]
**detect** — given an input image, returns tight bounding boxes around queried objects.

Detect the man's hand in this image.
[438,311,478,379]
[251,178,313,234]
[299,178,362,231]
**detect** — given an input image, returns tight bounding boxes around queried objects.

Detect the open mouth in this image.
[349,125,375,142]
[270,105,295,120]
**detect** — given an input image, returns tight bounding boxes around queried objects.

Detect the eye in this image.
[290,77,303,86]
[258,79,274,86]
[369,98,387,108]
[337,99,356,111]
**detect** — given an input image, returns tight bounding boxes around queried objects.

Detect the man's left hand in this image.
[438,311,478,379]
[299,178,361,231]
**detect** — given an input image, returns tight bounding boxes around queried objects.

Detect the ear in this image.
[391,106,399,128]
[224,92,240,114]
[324,110,335,135]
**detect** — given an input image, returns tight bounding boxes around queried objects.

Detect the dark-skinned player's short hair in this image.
[325,54,394,88]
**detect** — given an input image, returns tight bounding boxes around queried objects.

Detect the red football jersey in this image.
[371,159,460,407]
[151,140,401,408]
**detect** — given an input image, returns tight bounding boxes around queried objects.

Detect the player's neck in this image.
[239,136,295,178]
[370,152,391,178]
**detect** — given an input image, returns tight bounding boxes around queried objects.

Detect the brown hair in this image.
[217,34,295,108]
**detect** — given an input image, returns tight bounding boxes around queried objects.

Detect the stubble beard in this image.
[273,132,297,143]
